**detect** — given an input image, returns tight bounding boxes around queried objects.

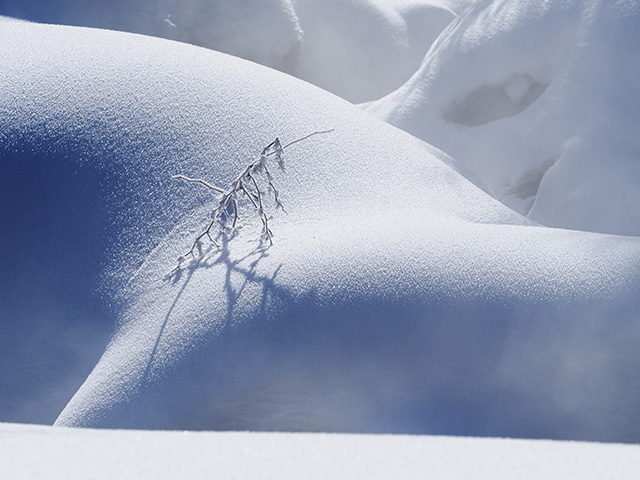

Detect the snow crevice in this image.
[501,156,559,216]
[443,74,548,127]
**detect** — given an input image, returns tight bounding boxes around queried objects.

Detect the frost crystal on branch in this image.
[170,130,332,274]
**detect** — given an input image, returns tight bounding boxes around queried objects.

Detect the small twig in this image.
[169,129,333,275]
[171,174,225,194]
[281,129,334,150]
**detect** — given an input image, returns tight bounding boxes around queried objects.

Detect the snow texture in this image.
[0,0,460,103]
[1,0,640,449]
[3,422,640,479]
[368,0,640,235]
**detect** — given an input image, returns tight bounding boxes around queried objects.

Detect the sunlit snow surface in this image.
[1,0,640,457]
[368,0,640,236]
[3,423,640,479]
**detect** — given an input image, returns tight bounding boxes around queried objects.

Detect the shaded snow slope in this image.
[0,21,634,442]
[367,0,640,236]
[0,0,458,103]
[0,18,511,426]
[3,423,640,480]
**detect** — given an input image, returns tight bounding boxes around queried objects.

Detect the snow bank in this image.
[291,0,456,102]
[3,423,640,480]
[1,20,637,442]
[0,0,458,103]
[0,16,506,426]
[367,0,640,236]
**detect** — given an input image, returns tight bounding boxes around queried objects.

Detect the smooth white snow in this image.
[2,423,640,480]
[290,0,456,102]
[2,1,640,468]
[1,19,637,442]
[0,0,460,103]
[367,0,640,236]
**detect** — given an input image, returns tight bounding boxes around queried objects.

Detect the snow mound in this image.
[291,0,456,102]
[367,0,640,236]
[0,0,458,103]
[0,17,510,427]
[0,21,635,442]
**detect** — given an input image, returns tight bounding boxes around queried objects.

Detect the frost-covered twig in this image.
[169,129,333,275]
[171,175,225,194]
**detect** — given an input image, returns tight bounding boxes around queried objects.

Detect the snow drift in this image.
[1,14,640,443]
[368,0,640,236]
[0,0,460,103]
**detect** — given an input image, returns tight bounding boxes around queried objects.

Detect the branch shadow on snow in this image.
[138,232,524,434]
[142,233,290,387]
[137,232,640,442]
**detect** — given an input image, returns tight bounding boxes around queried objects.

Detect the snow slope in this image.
[2,3,640,451]
[368,0,640,236]
[0,15,504,426]
[0,0,460,103]
[1,18,638,442]
[3,422,640,479]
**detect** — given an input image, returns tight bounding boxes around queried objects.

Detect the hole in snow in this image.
[444,74,548,127]
[502,157,558,215]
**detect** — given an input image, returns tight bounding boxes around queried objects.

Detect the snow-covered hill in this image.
[0,0,469,103]
[1,0,640,474]
[368,0,640,236]
[1,17,639,442]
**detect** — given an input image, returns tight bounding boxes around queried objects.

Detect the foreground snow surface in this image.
[2,5,640,445]
[2,423,640,479]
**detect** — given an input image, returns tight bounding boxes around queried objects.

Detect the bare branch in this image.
[169,129,333,275]
[281,129,334,150]
[172,175,225,194]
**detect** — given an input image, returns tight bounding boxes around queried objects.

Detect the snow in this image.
[2,0,640,474]
[367,0,640,236]
[290,0,456,102]
[0,0,461,103]
[1,16,639,441]
[3,422,640,479]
